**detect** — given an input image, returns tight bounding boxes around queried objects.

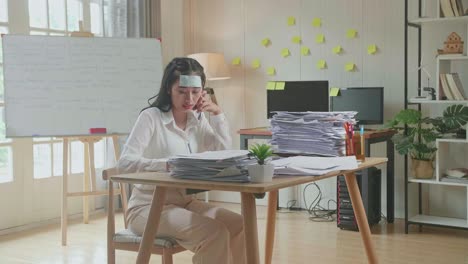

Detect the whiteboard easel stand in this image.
[61,23,128,246]
[61,135,125,246]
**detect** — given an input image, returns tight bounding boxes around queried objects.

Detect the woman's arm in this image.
[117,110,168,173]
[199,112,232,151]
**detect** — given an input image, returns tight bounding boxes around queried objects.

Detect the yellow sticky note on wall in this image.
[330,87,340,96]
[232,57,241,65]
[287,16,296,26]
[332,45,342,54]
[345,63,355,72]
[367,44,377,54]
[316,59,327,69]
[267,67,276,76]
[312,18,321,27]
[251,59,261,69]
[347,29,357,39]
[301,46,310,56]
[275,82,285,90]
[315,34,325,43]
[292,36,301,44]
[266,81,276,90]
[281,48,290,57]
[261,38,271,47]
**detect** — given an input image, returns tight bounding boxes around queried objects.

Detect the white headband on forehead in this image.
[179,75,202,88]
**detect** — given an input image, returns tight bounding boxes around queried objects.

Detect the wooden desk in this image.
[238,127,396,223]
[111,157,387,264]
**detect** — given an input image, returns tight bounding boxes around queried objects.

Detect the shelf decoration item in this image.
[386,104,468,178]
[437,32,464,54]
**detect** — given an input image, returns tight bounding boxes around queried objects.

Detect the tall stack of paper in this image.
[168,150,256,182]
[270,111,357,156]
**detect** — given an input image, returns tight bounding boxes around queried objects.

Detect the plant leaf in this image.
[395,109,421,124]
[443,104,468,128]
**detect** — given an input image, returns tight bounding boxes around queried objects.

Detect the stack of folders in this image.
[168,150,256,182]
[270,111,357,156]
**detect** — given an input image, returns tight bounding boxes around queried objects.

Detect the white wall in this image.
[182,0,407,216]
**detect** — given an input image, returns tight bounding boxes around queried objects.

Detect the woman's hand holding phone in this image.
[194,90,222,115]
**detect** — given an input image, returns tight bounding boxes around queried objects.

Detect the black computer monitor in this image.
[267,81,329,118]
[330,87,384,125]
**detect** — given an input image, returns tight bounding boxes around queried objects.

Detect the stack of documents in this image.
[168,150,256,182]
[271,156,358,176]
[270,111,357,156]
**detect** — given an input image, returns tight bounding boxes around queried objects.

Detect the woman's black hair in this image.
[143,57,206,112]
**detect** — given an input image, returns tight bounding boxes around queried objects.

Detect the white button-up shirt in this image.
[117,107,231,220]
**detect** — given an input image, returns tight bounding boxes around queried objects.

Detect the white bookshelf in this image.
[405,0,468,231]
[409,16,468,25]
[409,214,468,228]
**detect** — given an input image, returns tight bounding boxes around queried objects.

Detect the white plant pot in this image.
[248,164,274,183]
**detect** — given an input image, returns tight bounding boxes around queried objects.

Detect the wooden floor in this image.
[0,202,467,264]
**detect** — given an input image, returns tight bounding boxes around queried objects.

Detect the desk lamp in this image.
[187,53,231,105]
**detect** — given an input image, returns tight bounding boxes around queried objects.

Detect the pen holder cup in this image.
[345,135,366,162]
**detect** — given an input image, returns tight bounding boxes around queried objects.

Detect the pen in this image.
[349,123,354,155]
[360,125,365,161]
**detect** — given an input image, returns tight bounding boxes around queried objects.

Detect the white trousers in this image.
[128,198,247,264]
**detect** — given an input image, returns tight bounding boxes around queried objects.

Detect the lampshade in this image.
[187,53,231,81]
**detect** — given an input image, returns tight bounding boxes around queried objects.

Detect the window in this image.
[27,0,107,179]
[0,0,12,183]
[29,0,83,35]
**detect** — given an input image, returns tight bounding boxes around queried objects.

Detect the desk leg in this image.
[241,192,260,264]
[344,172,378,264]
[136,186,167,264]
[265,190,278,264]
[240,135,248,150]
[386,140,395,223]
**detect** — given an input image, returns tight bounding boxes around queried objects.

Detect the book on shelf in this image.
[451,73,466,98]
[439,73,455,100]
[441,168,468,184]
[455,0,464,16]
[441,0,466,17]
[441,0,455,17]
[451,0,460,16]
[445,73,466,100]
[441,176,468,184]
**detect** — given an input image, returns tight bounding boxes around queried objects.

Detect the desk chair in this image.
[103,168,187,264]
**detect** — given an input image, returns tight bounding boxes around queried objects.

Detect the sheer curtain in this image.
[125,0,161,38]
[102,0,161,169]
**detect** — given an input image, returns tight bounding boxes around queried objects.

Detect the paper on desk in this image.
[174,150,249,160]
[272,156,358,176]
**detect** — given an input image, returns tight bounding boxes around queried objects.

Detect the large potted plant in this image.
[248,143,275,182]
[386,104,468,179]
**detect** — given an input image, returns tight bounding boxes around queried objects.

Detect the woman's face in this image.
[170,80,203,113]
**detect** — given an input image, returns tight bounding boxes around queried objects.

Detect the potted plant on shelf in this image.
[386,104,468,179]
[248,143,275,182]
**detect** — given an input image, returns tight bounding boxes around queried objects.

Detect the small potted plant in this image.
[248,143,275,182]
[386,104,468,179]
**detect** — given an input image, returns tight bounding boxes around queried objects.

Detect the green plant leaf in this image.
[394,135,413,155]
[443,104,468,129]
[395,109,421,125]
[249,143,274,165]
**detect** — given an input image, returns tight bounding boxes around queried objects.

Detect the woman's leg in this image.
[186,199,246,264]
[128,204,231,264]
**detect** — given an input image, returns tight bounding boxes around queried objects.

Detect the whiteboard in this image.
[2,35,163,137]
